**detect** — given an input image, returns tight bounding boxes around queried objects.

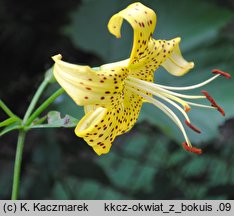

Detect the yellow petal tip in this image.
[107,14,122,39]
[52,54,62,62]
[176,37,181,43]
[190,62,195,69]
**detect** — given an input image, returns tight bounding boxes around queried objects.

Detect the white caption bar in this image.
[0,200,233,216]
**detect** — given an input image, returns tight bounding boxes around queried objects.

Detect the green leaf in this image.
[96,126,171,194]
[31,111,79,128]
[181,157,209,177]
[0,117,19,127]
[208,158,230,186]
[0,99,18,118]
[64,0,132,62]
[52,177,129,199]
[0,122,21,136]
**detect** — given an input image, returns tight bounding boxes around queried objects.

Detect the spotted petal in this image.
[129,38,194,80]
[52,54,128,107]
[52,54,143,155]
[75,88,143,155]
[108,2,156,65]
[160,39,194,76]
[108,2,194,79]
[51,2,212,156]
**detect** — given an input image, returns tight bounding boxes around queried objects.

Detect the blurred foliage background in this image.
[0,0,234,199]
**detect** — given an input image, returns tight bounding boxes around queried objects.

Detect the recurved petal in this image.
[52,54,128,106]
[75,88,143,156]
[161,38,194,76]
[74,107,113,155]
[75,106,119,155]
[108,2,156,65]
[129,37,194,80]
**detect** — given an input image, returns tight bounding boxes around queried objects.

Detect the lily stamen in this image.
[215,106,225,116]
[182,142,202,155]
[151,71,231,91]
[126,78,191,111]
[125,70,229,153]
[201,90,225,116]
[155,91,192,112]
[126,79,201,149]
[185,120,201,134]
[127,76,206,99]
[212,69,231,79]
[127,86,193,148]
[185,101,217,110]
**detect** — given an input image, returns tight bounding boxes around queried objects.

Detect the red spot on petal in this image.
[212,69,231,79]
[182,142,202,155]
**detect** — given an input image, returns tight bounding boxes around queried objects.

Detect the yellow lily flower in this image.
[52,2,230,155]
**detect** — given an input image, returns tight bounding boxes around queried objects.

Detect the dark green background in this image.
[0,0,234,199]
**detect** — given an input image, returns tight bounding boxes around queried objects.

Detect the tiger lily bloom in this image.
[52,2,231,155]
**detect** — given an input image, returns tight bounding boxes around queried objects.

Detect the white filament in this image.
[148,74,220,91]
[127,76,206,99]
[126,86,192,147]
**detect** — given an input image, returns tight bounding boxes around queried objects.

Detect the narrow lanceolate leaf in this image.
[0,99,17,118]
[0,123,21,137]
[0,117,19,127]
[31,111,79,128]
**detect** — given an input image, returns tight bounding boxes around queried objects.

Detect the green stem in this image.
[22,78,50,124]
[10,69,59,200]
[0,99,17,118]
[10,73,55,200]
[25,88,65,127]
[11,130,26,200]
